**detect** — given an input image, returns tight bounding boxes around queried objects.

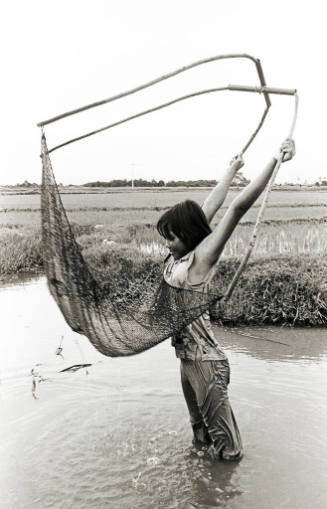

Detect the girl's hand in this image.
[229,154,245,171]
[276,138,296,163]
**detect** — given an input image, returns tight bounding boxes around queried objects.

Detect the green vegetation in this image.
[1,189,326,326]
[8,173,250,188]
[211,256,327,326]
[84,243,327,327]
[0,227,43,276]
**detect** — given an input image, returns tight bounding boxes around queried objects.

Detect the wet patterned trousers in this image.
[180,358,243,461]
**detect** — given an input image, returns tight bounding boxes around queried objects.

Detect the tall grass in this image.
[1,226,326,325]
[80,242,327,326]
[0,229,43,276]
[210,256,327,326]
[1,221,327,278]
[1,189,326,326]
[221,223,327,257]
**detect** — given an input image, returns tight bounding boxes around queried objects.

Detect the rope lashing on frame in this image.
[38,54,298,357]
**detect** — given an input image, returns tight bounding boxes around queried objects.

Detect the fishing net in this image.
[41,134,222,357]
[39,55,298,357]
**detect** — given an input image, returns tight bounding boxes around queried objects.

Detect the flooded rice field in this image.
[1,277,327,509]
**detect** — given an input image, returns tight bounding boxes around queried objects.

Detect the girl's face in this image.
[166,230,188,260]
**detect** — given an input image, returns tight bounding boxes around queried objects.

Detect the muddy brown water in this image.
[1,277,326,509]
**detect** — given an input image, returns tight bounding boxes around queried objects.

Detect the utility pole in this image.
[131,162,135,189]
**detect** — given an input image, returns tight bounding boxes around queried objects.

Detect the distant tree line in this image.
[83,173,251,188]
[83,179,165,188]
[14,180,40,187]
[8,173,259,188]
[165,179,217,187]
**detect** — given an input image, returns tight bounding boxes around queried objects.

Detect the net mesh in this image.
[41,134,222,357]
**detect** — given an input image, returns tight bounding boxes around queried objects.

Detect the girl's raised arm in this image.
[189,139,296,283]
[202,155,244,224]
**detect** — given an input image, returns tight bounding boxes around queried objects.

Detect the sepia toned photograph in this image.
[1,1,326,508]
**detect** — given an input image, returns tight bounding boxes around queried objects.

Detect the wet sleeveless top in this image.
[164,251,227,361]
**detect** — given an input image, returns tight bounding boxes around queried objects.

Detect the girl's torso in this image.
[164,252,226,362]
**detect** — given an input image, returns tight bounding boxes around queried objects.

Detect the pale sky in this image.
[1,0,326,185]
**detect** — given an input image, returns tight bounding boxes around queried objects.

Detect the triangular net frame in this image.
[39,54,297,357]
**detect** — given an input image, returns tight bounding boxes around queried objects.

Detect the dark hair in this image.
[157,200,212,252]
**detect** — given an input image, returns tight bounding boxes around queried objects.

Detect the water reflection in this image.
[215,325,327,364]
[1,277,327,509]
[185,457,242,508]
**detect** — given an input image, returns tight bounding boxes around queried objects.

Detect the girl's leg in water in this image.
[181,365,211,447]
[181,359,243,461]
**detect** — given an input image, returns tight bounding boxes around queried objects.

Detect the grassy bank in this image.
[2,218,327,273]
[85,245,327,327]
[1,224,326,326]
[211,256,327,326]
[0,227,43,276]
[1,188,326,325]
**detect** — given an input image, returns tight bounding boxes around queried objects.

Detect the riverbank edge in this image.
[1,239,326,327]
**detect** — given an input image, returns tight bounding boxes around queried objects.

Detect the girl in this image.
[157,139,295,461]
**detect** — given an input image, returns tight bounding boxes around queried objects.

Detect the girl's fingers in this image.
[282,148,293,162]
[230,155,244,168]
[280,139,295,161]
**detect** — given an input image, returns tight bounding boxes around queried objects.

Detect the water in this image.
[1,278,327,509]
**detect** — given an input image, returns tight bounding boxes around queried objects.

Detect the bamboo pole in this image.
[37,52,299,301]
[38,53,278,155]
[46,83,297,154]
[241,105,269,155]
[228,85,297,95]
[47,84,277,154]
[37,53,268,128]
[47,87,229,153]
[254,59,271,108]
[224,94,299,300]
